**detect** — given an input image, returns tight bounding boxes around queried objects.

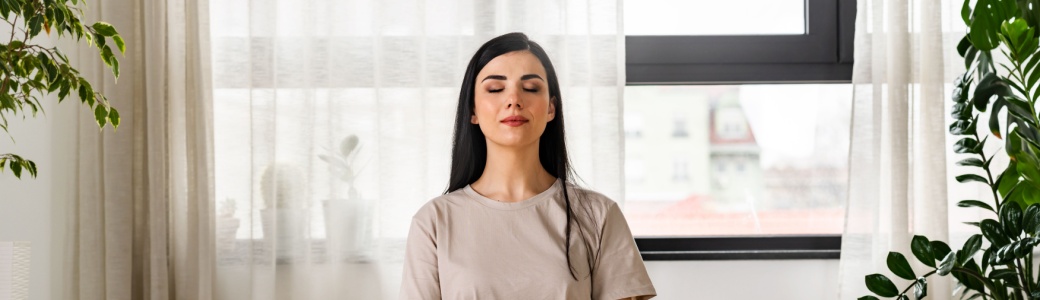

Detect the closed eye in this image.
[486,87,539,93]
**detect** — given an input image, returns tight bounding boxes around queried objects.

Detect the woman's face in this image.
[471,50,556,148]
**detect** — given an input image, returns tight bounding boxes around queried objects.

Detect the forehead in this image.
[477,51,547,78]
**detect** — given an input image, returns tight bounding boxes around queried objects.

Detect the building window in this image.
[626,159,646,183]
[625,113,644,138]
[672,115,688,138]
[672,158,689,182]
[623,0,854,260]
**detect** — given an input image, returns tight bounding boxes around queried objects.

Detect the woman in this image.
[400,32,656,300]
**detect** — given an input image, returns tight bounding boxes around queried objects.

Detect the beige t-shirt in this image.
[399,179,656,300]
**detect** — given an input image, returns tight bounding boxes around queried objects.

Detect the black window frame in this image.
[628,0,854,260]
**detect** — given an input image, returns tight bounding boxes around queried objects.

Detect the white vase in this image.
[260,208,309,261]
[322,198,372,262]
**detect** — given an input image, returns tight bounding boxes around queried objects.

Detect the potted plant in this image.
[0,0,126,179]
[259,163,309,261]
[320,134,373,262]
[859,0,1040,299]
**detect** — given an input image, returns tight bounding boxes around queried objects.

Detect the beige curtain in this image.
[208,0,624,299]
[59,0,214,299]
[837,0,975,299]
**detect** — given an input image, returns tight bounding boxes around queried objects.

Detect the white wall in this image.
[645,260,839,299]
[0,96,77,300]
[0,101,840,300]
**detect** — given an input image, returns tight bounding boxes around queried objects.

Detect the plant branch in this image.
[952,267,998,297]
[974,126,1002,208]
[1012,51,1040,131]
[1017,259,1032,299]
[897,270,936,297]
[0,14,19,96]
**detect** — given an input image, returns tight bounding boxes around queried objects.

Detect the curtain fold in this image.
[209,0,624,299]
[838,0,971,299]
[62,0,214,299]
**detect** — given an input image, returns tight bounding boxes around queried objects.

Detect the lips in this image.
[500,115,529,127]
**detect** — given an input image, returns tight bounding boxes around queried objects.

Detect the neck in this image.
[471,140,557,203]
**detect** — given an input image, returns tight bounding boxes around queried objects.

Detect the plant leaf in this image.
[94,105,107,128]
[989,268,1019,281]
[959,200,996,212]
[914,278,928,299]
[91,22,118,36]
[958,158,986,167]
[887,252,916,280]
[113,35,125,54]
[938,251,957,276]
[982,218,1011,247]
[911,235,936,268]
[959,234,983,264]
[957,174,990,184]
[108,107,120,129]
[1001,201,1024,236]
[865,274,900,298]
[930,240,953,260]
[955,137,981,154]
[1024,204,1040,235]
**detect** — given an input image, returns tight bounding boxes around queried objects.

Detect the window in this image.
[672,115,688,138]
[672,158,689,182]
[625,113,644,138]
[626,159,646,183]
[626,0,854,84]
[624,0,806,36]
[624,0,855,260]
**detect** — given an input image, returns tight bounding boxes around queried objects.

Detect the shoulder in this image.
[411,188,471,222]
[563,182,619,207]
[559,182,623,225]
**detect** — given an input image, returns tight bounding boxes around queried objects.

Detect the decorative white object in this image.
[0,241,29,300]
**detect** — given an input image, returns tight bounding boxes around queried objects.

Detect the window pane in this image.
[623,85,850,236]
[624,0,805,35]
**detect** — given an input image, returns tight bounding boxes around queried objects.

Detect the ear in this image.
[470,114,479,124]
[547,98,556,122]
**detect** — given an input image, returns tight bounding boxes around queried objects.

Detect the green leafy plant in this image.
[318,134,369,199]
[861,0,1040,299]
[0,0,125,179]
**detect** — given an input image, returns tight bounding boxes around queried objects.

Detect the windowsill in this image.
[635,235,841,261]
[216,238,406,266]
[217,235,841,265]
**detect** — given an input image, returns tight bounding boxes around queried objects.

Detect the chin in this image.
[487,135,537,148]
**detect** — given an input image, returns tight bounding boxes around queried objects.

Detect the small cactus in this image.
[260,163,306,209]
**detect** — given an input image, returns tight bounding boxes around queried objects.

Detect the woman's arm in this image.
[399,207,441,299]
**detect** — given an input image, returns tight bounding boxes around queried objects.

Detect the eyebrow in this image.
[480,74,545,82]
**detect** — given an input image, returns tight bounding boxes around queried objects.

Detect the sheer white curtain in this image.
[837,0,981,299]
[209,0,624,299]
[59,0,215,299]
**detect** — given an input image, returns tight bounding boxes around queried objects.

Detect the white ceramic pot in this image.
[216,217,241,254]
[322,198,372,262]
[260,208,309,260]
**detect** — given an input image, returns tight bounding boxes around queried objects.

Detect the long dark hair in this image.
[445,32,596,281]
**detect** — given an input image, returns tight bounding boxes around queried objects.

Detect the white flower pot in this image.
[260,208,309,261]
[216,217,240,254]
[323,198,372,262]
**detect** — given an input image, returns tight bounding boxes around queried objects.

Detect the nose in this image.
[506,90,523,109]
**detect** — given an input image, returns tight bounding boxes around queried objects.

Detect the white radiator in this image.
[0,242,29,300]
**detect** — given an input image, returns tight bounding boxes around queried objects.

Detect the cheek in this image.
[472,95,497,122]
[525,96,551,115]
